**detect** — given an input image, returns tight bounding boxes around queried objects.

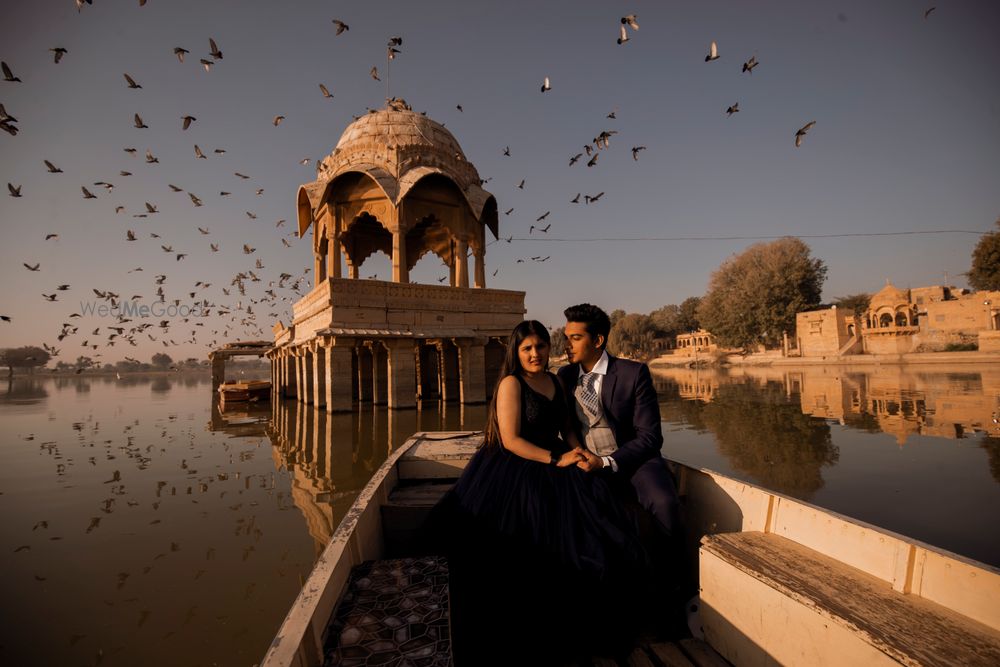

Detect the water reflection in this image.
[654,364,1000,566]
[0,377,49,403]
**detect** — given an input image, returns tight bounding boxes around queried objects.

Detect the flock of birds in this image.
[2,5,945,363]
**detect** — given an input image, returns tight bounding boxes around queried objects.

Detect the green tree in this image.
[677,296,702,333]
[549,327,567,357]
[151,352,173,369]
[608,313,658,359]
[697,237,827,350]
[967,219,1000,291]
[1,346,51,377]
[833,293,871,317]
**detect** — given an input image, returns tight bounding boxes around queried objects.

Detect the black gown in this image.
[434,372,652,665]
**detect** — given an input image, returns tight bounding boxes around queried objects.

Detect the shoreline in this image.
[649,350,1000,368]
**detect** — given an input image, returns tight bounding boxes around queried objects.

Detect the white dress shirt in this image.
[577,350,619,472]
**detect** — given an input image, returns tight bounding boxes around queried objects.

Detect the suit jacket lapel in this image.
[601,355,618,418]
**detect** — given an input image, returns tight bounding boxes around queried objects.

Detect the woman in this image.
[435,321,651,664]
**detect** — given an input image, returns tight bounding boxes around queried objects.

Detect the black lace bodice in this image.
[515,373,566,453]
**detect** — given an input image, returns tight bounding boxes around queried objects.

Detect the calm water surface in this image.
[2,365,999,666]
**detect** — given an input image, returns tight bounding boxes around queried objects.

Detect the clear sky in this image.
[2,0,999,364]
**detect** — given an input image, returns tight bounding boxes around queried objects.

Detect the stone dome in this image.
[869,282,911,310]
[333,108,467,161]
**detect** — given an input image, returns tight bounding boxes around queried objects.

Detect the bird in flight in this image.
[194,145,207,159]
[81,186,97,199]
[587,154,599,167]
[621,14,639,30]
[742,55,759,74]
[569,153,583,166]
[8,183,21,197]
[199,59,213,72]
[924,7,936,19]
[124,73,142,89]
[134,113,148,129]
[46,233,59,240]
[319,83,333,98]
[794,121,816,147]
[181,115,196,130]
[2,61,21,82]
[145,149,159,163]
[726,103,740,116]
[370,66,380,81]
[705,41,720,62]
[617,25,630,45]
[24,262,40,271]
[540,76,551,93]
[44,160,63,173]
[273,115,285,126]
[209,38,223,60]
[535,211,550,222]
[49,48,68,64]
[517,179,525,189]
[126,230,136,241]
[173,47,189,63]
[631,146,646,161]
[332,20,349,35]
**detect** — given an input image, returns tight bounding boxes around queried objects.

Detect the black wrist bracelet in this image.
[549,452,559,465]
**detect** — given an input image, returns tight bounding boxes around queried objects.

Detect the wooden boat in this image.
[218,379,271,405]
[261,432,1000,667]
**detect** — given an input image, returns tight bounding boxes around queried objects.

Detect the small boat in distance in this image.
[261,432,1000,667]
[218,379,270,408]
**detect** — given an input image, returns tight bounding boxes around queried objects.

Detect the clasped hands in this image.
[554,447,605,472]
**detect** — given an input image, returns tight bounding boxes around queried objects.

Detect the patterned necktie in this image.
[577,371,601,418]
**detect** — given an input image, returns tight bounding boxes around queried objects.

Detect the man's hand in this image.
[573,447,604,473]
[556,449,586,467]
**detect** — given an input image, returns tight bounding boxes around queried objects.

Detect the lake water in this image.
[1,366,998,666]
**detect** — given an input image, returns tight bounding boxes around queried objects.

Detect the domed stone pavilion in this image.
[267,100,524,411]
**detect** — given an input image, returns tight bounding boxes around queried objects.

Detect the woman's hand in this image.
[556,449,586,467]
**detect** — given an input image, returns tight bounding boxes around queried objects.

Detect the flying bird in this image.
[145,202,158,213]
[617,25,630,45]
[44,160,63,173]
[794,121,816,147]
[332,20,349,35]
[24,263,40,271]
[540,76,551,92]
[631,146,646,161]
[570,193,580,203]
[273,115,285,126]
[535,211,550,222]
[234,172,250,179]
[181,115,196,130]
[705,41,720,62]
[209,38,223,60]
[194,145,207,159]
[586,153,598,167]
[123,73,142,89]
[126,230,136,241]
[199,59,213,72]
[924,7,936,19]
[173,47,189,63]
[742,55,759,74]
[517,179,525,189]
[81,186,97,199]
[49,48,68,64]
[370,67,380,81]
[503,146,510,156]
[168,183,183,192]
[189,193,203,207]
[726,103,740,116]
[134,113,148,129]
[45,233,58,240]
[8,183,21,197]
[569,153,583,166]
[621,14,639,30]
[145,149,159,163]
[2,61,21,82]
[319,83,333,98]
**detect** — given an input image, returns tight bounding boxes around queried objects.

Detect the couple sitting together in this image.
[435,303,683,664]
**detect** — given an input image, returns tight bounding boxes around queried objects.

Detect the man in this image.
[557,303,681,540]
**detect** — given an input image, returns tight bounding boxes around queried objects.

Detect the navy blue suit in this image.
[557,354,681,538]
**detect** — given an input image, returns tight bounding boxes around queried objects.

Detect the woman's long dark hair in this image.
[482,320,551,450]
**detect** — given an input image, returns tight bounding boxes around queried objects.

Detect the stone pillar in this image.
[473,246,485,288]
[347,260,358,280]
[211,353,225,392]
[371,343,388,406]
[313,344,326,409]
[314,252,324,287]
[284,353,296,398]
[357,347,374,402]
[325,339,355,413]
[385,340,417,409]
[392,230,408,284]
[456,238,469,288]
[456,338,487,405]
[303,349,315,405]
[294,351,304,403]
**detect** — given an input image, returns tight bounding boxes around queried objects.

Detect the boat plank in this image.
[676,638,731,667]
[702,532,1000,666]
[387,482,454,507]
[648,640,696,666]
[625,647,656,667]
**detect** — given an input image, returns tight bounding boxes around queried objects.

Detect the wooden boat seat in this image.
[322,556,451,667]
[700,531,1000,666]
[381,482,454,558]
